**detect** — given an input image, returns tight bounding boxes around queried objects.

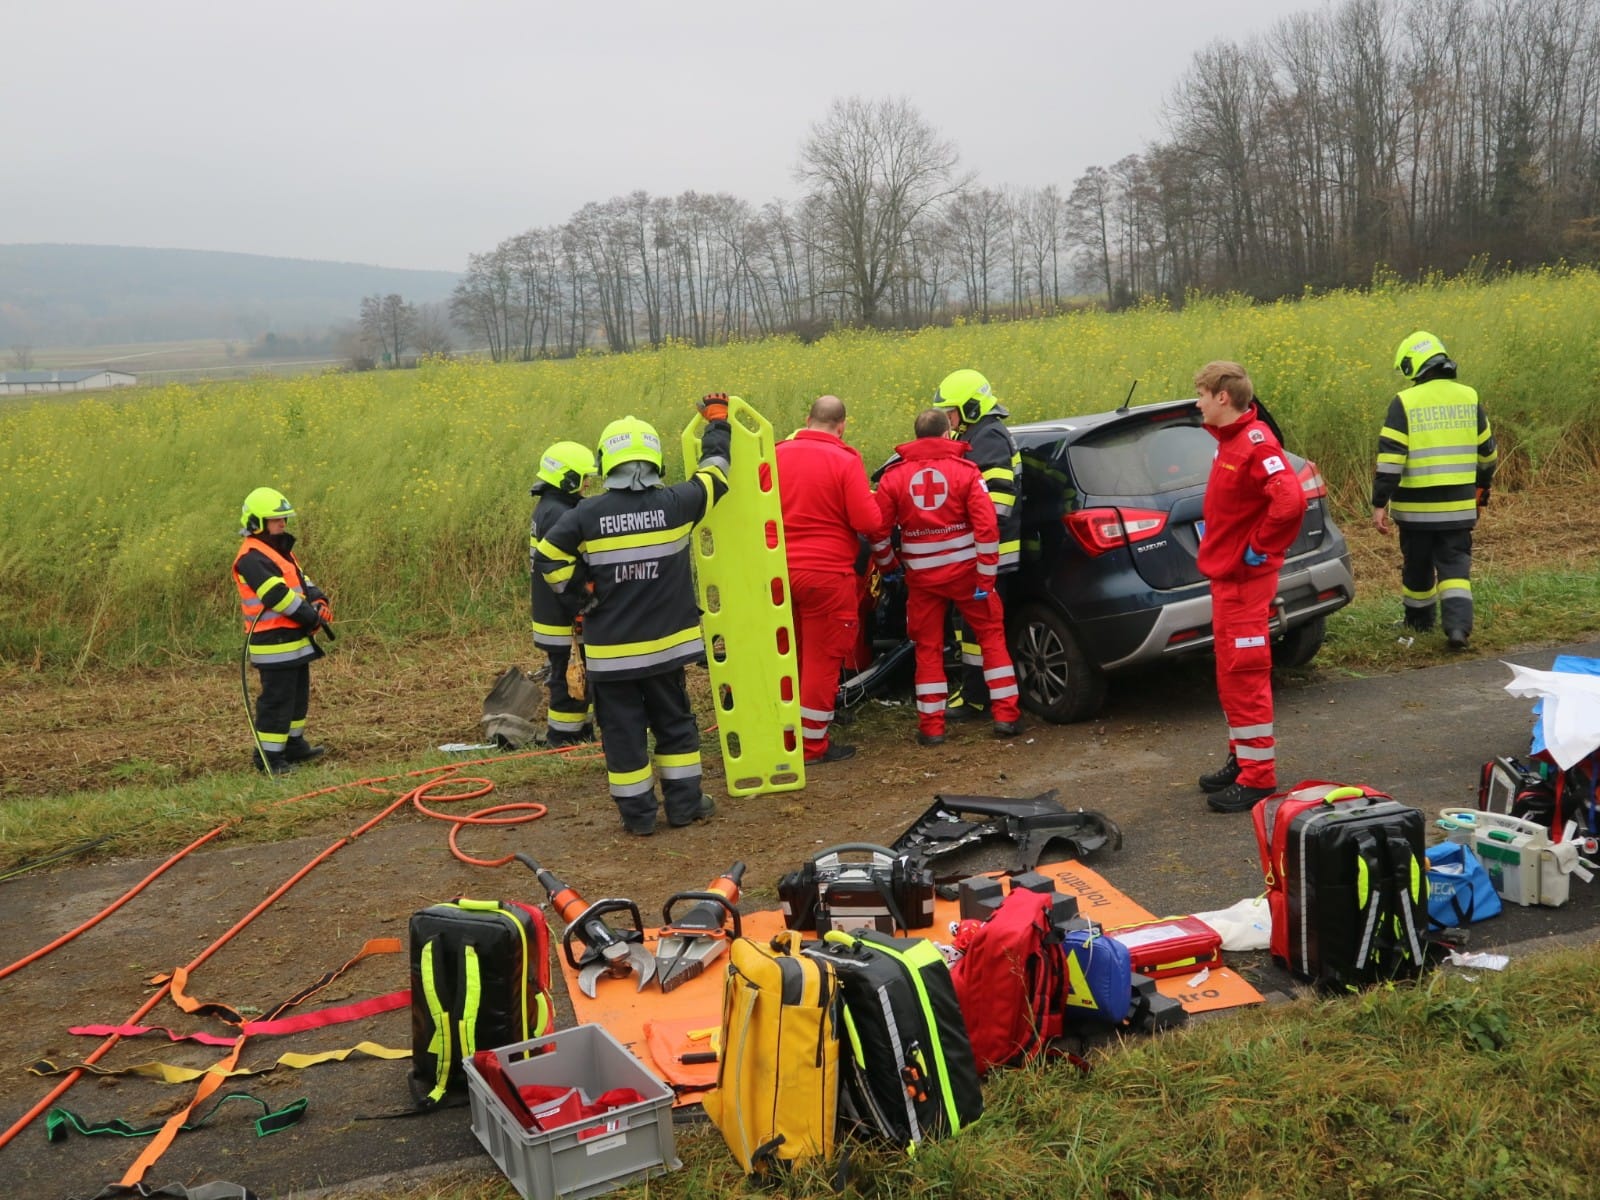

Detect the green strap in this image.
[45,1091,307,1142]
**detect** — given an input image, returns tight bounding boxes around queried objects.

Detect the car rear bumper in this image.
[1094,552,1355,670]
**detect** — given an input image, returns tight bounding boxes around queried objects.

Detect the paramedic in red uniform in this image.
[1193,361,1305,813]
[776,394,893,765]
[874,408,1022,747]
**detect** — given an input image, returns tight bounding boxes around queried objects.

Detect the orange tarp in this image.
[555,861,1262,1099]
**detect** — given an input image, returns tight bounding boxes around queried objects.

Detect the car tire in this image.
[1272,614,1327,668]
[1008,603,1107,724]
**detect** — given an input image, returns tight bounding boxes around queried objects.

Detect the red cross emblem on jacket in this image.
[910,468,948,510]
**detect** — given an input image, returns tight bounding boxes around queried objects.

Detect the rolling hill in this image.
[0,243,458,347]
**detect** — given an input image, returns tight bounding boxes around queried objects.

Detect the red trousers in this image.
[906,576,1019,736]
[790,569,859,760]
[1210,571,1279,788]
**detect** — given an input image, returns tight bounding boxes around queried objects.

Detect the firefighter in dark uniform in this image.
[534,400,732,836]
[232,487,334,775]
[932,368,1022,720]
[1372,331,1497,649]
[529,440,598,746]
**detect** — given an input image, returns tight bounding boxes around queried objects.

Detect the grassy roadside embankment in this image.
[331,941,1600,1200]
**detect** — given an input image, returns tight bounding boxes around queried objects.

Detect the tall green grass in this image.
[4,267,1599,669]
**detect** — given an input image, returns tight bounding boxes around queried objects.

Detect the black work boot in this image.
[284,738,326,763]
[917,730,946,747]
[992,719,1024,739]
[806,742,857,765]
[1198,754,1242,794]
[1444,628,1470,650]
[1207,782,1274,814]
[547,724,596,748]
[250,751,294,776]
[668,794,717,828]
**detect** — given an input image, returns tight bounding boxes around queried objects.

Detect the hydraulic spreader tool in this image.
[654,862,745,992]
[521,856,655,997]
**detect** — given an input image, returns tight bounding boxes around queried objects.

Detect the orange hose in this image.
[0,745,592,1154]
[0,745,594,980]
[0,824,231,982]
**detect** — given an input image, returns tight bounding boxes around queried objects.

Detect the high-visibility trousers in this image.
[1210,571,1279,790]
[591,667,702,830]
[906,575,1020,737]
[790,568,859,761]
[1398,525,1475,636]
[254,663,312,756]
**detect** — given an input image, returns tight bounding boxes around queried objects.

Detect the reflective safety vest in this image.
[233,537,316,666]
[1373,377,1496,528]
[960,412,1022,571]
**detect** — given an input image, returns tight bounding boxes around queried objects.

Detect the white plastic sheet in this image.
[1193,896,1271,952]
[1501,662,1600,770]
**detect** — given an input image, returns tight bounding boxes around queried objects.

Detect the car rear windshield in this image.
[1067,416,1214,497]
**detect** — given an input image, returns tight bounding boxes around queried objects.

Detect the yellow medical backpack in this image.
[702,930,840,1179]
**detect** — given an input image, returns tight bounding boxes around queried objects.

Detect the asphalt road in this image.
[8,638,1598,1199]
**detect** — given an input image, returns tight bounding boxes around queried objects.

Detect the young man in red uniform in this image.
[775,394,893,764]
[1193,362,1305,813]
[874,409,1022,746]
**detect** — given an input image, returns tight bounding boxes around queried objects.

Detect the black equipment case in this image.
[1279,796,1432,990]
[804,928,982,1149]
[408,897,553,1107]
[777,843,936,934]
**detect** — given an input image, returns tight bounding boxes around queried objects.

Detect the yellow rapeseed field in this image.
[4,267,1598,666]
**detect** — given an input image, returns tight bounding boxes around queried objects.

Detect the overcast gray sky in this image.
[3,0,1289,272]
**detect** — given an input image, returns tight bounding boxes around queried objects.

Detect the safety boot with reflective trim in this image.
[1198,754,1241,794]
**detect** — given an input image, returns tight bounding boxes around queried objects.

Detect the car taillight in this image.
[1063,507,1169,557]
[1297,461,1327,500]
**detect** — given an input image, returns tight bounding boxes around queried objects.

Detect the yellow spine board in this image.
[682,396,805,796]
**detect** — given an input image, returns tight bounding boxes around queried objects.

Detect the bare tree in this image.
[412,301,455,358]
[941,187,1011,321]
[359,293,417,367]
[797,96,963,325]
[8,345,34,370]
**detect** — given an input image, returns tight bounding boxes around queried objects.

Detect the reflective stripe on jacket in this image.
[233,536,318,666]
[875,437,999,586]
[534,431,730,681]
[1372,377,1496,528]
[960,413,1022,571]
[529,487,582,648]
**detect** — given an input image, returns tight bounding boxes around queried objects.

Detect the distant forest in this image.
[0,244,456,348]
[451,0,1600,359]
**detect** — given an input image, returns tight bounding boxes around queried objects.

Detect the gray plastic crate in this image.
[463,1023,680,1200]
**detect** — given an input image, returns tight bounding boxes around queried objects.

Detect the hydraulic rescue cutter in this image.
[521,856,655,998]
[654,862,745,993]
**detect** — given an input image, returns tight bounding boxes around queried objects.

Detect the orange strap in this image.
[122,937,403,1185]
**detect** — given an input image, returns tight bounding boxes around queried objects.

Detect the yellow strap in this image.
[420,938,452,1103]
[459,944,482,1061]
[29,1042,409,1084]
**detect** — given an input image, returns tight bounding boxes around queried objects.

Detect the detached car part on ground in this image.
[842,397,1355,724]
